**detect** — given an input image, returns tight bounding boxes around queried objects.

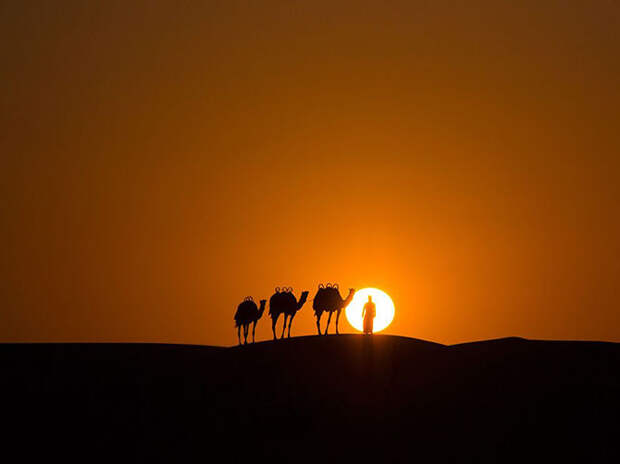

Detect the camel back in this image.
[270,289,298,315]
[234,300,257,326]
[313,285,342,313]
[279,291,296,308]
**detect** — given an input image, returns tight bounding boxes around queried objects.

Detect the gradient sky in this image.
[2,1,619,346]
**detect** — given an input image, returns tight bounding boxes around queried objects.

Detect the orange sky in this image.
[2,1,619,346]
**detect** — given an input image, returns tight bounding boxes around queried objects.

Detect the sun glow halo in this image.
[345,287,395,333]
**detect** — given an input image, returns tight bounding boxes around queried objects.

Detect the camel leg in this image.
[287,313,295,338]
[316,312,323,335]
[243,324,249,345]
[237,326,241,345]
[252,320,257,343]
[281,314,288,339]
[272,315,279,340]
[325,311,333,335]
[335,308,342,335]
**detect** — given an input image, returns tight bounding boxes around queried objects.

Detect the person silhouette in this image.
[361,295,376,335]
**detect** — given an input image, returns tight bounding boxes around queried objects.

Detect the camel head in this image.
[343,288,356,308]
[257,299,267,318]
[297,291,310,310]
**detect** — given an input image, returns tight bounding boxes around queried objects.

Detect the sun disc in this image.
[345,287,395,333]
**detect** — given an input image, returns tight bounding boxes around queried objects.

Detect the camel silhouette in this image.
[268,287,309,340]
[234,297,267,345]
[312,283,355,335]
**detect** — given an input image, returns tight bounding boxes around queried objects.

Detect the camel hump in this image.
[325,286,342,309]
[269,291,281,305]
[238,299,257,310]
[313,284,341,311]
[235,299,257,324]
[280,291,296,306]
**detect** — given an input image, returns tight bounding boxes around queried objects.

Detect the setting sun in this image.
[346,288,395,333]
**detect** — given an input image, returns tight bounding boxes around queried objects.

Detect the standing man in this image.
[361,295,376,335]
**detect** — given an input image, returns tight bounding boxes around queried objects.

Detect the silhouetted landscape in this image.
[3,335,618,462]
[3,2,620,463]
